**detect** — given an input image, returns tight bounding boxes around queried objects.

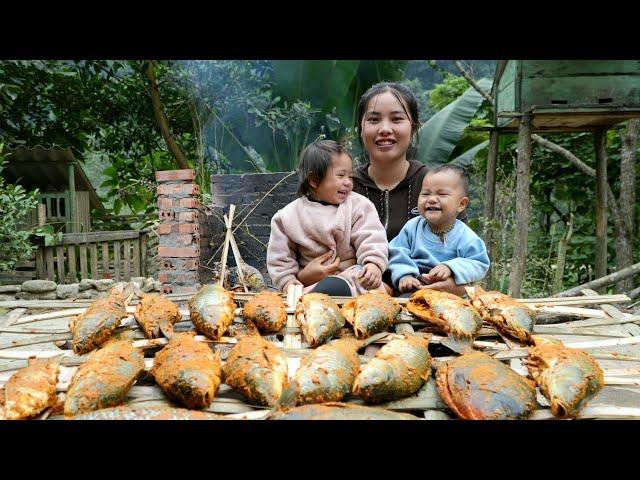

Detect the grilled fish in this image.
[295,293,345,347]
[70,405,224,420]
[342,291,401,339]
[188,285,235,340]
[151,332,222,409]
[134,294,181,339]
[223,335,288,407]
[524,336,604,418]
[2,356,61,420]
[353,334,431,404]
[469,286,536,344]
[436,351,537,420]
[64,339,145,417]
[69,285,128,354]
[280,337,362,405]
[242,291,287,334]
[406,289,482,353]
[269,402,417,420]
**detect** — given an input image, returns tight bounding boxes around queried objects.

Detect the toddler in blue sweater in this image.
[388,164,490,294]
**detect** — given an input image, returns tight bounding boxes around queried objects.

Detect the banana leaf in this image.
[417,77,492,166]
[450,139,490,167]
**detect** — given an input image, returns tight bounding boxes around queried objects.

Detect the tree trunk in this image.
[594,128,608,285]
[482,129,499,289]
[616,119,639,292]
[143,61,189,170]
[557,261,640,297]
[553,213,573,293]
[508,113,532,298]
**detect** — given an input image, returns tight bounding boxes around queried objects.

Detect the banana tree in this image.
[417,77,492,166]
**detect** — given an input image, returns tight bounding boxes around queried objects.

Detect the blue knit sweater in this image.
[388,217,490,288]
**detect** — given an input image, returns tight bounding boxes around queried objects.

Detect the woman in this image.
[351,82,467,297]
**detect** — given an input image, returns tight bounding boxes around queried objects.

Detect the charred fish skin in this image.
[70,289,127,354]
[353,335,431,404]
[151,333,222,410]
[64,340,145,417]
[269,402,417,420]
[188,285,236,340]
[435,351,537,420]
[470,287,536,344]
[295,293,345,347]
[71,405,224,420]
[242,291,287,334]
[2,357,61,420]
[134,294,181,339]
[342,292,401,339]
[291,337,361,405]
[406,289,482,353]
[223,335,288,407]
[525,338,604,419]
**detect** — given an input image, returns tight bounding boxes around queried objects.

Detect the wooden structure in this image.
[485,61,640,296]
[0,289,639,420]
[2,146,104,233]
[34,230,154,283]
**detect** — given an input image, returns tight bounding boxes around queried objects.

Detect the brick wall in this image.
[155,169,202,295]
[204,172,298,283]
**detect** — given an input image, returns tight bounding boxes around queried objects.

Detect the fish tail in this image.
[441,335,474,354]
[274,380,299,410]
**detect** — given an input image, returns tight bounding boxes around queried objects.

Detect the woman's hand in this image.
[399,275,422,293]
[358,263,382,289]
[297,251,341,286]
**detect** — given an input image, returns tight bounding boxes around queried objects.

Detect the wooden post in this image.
[594,128,608,288]
[67,163,76,234]
[508,112,532,298]
[483,129,500,289]
[35,204,47,279]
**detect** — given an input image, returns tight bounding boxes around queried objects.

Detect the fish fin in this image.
[361,331,389,348]
[158,318,175,340]
[274,380,298,410]
[441,336,474,354]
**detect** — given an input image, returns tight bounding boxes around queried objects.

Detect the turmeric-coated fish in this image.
[469,286,536,344]
[406,289,482,353]
[524,336,604,418]
[69,285,128,354]
[436,351,537,420]
[188,285,235,340]
[151,332,222,409]
[2,356,61,420]
[295,293,344,347]
[242,291,287,334]
[223,335,288,407]
[70,405,224,420]
[342,291,401,339]
[134,294,181,339]
[353,334,431,404]
[269,402,417,420]
[64,339,144,417]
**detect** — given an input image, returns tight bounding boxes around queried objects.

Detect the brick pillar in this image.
[155,169,201,295]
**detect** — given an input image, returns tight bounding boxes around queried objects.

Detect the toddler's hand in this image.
[399,275,422,293]
[358,263,382,290]
[422,264,452,283]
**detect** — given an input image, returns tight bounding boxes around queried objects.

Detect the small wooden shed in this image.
[484,60,640,296]
[2,146,104,233]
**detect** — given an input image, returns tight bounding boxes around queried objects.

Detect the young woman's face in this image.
[360,91,413,163]
[310,153,353,204]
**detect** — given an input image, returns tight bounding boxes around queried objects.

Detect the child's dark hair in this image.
[297,139,352,197]
[356,82,420,156]
[426,164,470,196]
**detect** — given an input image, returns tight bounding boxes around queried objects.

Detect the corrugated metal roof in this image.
[1,146,104,210]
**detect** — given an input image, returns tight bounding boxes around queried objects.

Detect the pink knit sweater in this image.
[267,192,388,295]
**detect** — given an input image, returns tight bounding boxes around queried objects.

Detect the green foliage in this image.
[0,148,39,271]
[427,74,471,111]
[31,223,64,247]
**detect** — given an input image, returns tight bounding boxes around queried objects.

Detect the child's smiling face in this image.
[310,153,353,204]
[418,169,469,230]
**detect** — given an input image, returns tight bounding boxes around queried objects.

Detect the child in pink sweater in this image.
[267,140,388,297]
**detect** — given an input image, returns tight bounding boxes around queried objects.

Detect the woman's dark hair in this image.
[356,82,420,158]
[297,139,352,197]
